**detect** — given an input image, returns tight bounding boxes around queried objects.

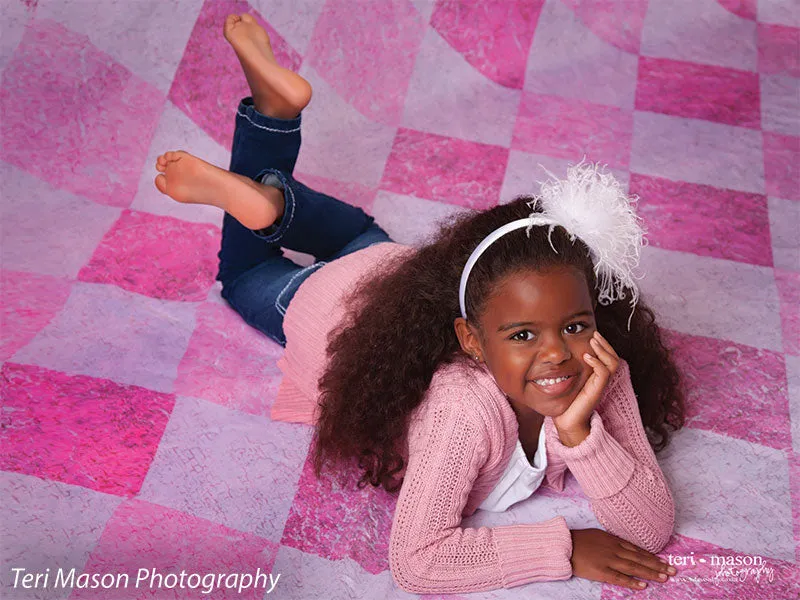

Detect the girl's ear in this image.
[453,316,483,359]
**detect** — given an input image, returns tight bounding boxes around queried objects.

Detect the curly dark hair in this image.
[311,195,686,492]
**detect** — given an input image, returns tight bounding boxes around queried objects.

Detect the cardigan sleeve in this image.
[389,395,573,595]
[549,360,675,553]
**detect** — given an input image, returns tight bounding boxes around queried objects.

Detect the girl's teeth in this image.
[536,376,569,386]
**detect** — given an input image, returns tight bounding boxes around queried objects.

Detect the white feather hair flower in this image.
[528,161,648,329]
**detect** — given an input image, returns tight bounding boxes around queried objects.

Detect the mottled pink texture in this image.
[173,302,284,415]
[763,132,800,200]
[0,19,163,208]
[790,453,800,562]
[295,172,377,214]
[0,362,175,496]
[513,93,633,168]
[168,0,302,150]
[280,454,396,575]
[381,128,508,209]
[636,57,761,129]
[663,330,791,451]
[758,23,800,77]
[78,210,219,302]
[717,0,757,20]
[630,174,772,266]
[306,0,425,125]
[73,500,278,599]
[430,0,544,89]
[562,0,648,53]
[775,269,800,355]
[601,533,800,599]
[0,270,72,361]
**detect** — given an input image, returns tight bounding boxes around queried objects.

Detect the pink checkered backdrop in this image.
[1,0,799,598]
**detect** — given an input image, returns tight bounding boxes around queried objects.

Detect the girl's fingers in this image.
[593,331,620,359]
[606,569,648,591]
[588,339,614,371]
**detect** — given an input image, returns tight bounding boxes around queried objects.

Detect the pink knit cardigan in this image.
[269,242,675,595]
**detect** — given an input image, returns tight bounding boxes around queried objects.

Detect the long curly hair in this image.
[312,195,686,492]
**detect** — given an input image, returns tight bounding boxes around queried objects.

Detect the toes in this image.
[240,14,255,23]
[154,174,167,194]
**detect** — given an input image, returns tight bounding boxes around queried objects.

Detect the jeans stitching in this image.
[236,109,301,133]
[265,178,295,244]
[275,261,327,316]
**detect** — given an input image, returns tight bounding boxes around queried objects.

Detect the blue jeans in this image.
[216,98,393,347]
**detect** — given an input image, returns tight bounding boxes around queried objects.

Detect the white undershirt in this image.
[478,421,548,512]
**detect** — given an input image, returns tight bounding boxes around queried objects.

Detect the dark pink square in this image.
[663,330,791,451]
[1,270,73,361]
[78,210,220,302]
[636,57,760,129]
[431,0,544,89]
[280,454,396,575]
[630,174,772,266]
[0,19,163,208]
[381,127,509,209]
[74,500,278,599]
[513,93,633,168]
[775,269,800,356]
[168,0,302,150]
[758,23,800,77]
[764,132,800,201]
[0,362,175,497]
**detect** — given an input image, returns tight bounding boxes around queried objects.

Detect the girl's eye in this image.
[510,330,533,342]
[510,322,589,341]
[565,322,589,335]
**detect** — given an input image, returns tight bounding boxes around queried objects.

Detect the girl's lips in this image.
[530,375,575,396]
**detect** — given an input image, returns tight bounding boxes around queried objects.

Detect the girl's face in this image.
[462,266,597,419]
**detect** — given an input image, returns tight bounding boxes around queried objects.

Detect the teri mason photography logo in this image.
[666,551,775,585]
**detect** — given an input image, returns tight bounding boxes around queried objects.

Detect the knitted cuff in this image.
[494,516,573,588]
[552,412,636,498]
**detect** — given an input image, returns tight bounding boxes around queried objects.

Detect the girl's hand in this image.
[571,528,677,591]
[553,331,620,445]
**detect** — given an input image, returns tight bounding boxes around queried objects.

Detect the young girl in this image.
[155,14,685,595]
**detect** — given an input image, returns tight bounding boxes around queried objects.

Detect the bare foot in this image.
[223,14,312,119]
[154,150,285,231]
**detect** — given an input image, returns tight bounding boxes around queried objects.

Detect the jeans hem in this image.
[250,168,296,244]
[237,97,301,132]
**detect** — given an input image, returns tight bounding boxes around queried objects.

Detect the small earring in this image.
[473,355,480,361]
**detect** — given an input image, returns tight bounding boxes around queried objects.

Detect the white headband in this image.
[458,162,646,331]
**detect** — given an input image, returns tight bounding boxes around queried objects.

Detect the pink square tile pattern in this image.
[295,172,378,214]
[73,499,278,599]
[513,92,634,168]
[381,127,509,209]
[430,0,544,89]
[78,210,220,302]
[0,19,163,208]
[635,57,761,129]
[630,174,773,266]
[763,132,800,200]
[562,0,649,53]
[168,0,302,150]
[0,363,175,497]
[775,269,800,355]
[305,0,426,125]
[1,270,72,361]
[173,302,284,415]
[758,23,800,77]
[664,330,792,451]
[280,455,397,575]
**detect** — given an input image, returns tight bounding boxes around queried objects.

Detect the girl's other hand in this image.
[553,331,620,442]
[570,528,677,590]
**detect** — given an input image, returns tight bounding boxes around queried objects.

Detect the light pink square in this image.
[73,500,278,599]
[168,0,302,150]
[430,0,543,89]
[78,210,220,302]
[758,23,800,77]
[635,57,761,129]
[513,93,633,168]
[761,74,800,136]
[11,282,197,393]
[381,128,509,209]
[305,0,425,126]
[138,396,312,543]
[561,0,648,54]
[775,269,800,355]
[664,330,791,451]
[0,19,163,208]
[0,362,175,497]
[280,454,396,574]
[174,302,284,416]
[764,132,800,201]
[1,270,72,361]
[630,174,772,266]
